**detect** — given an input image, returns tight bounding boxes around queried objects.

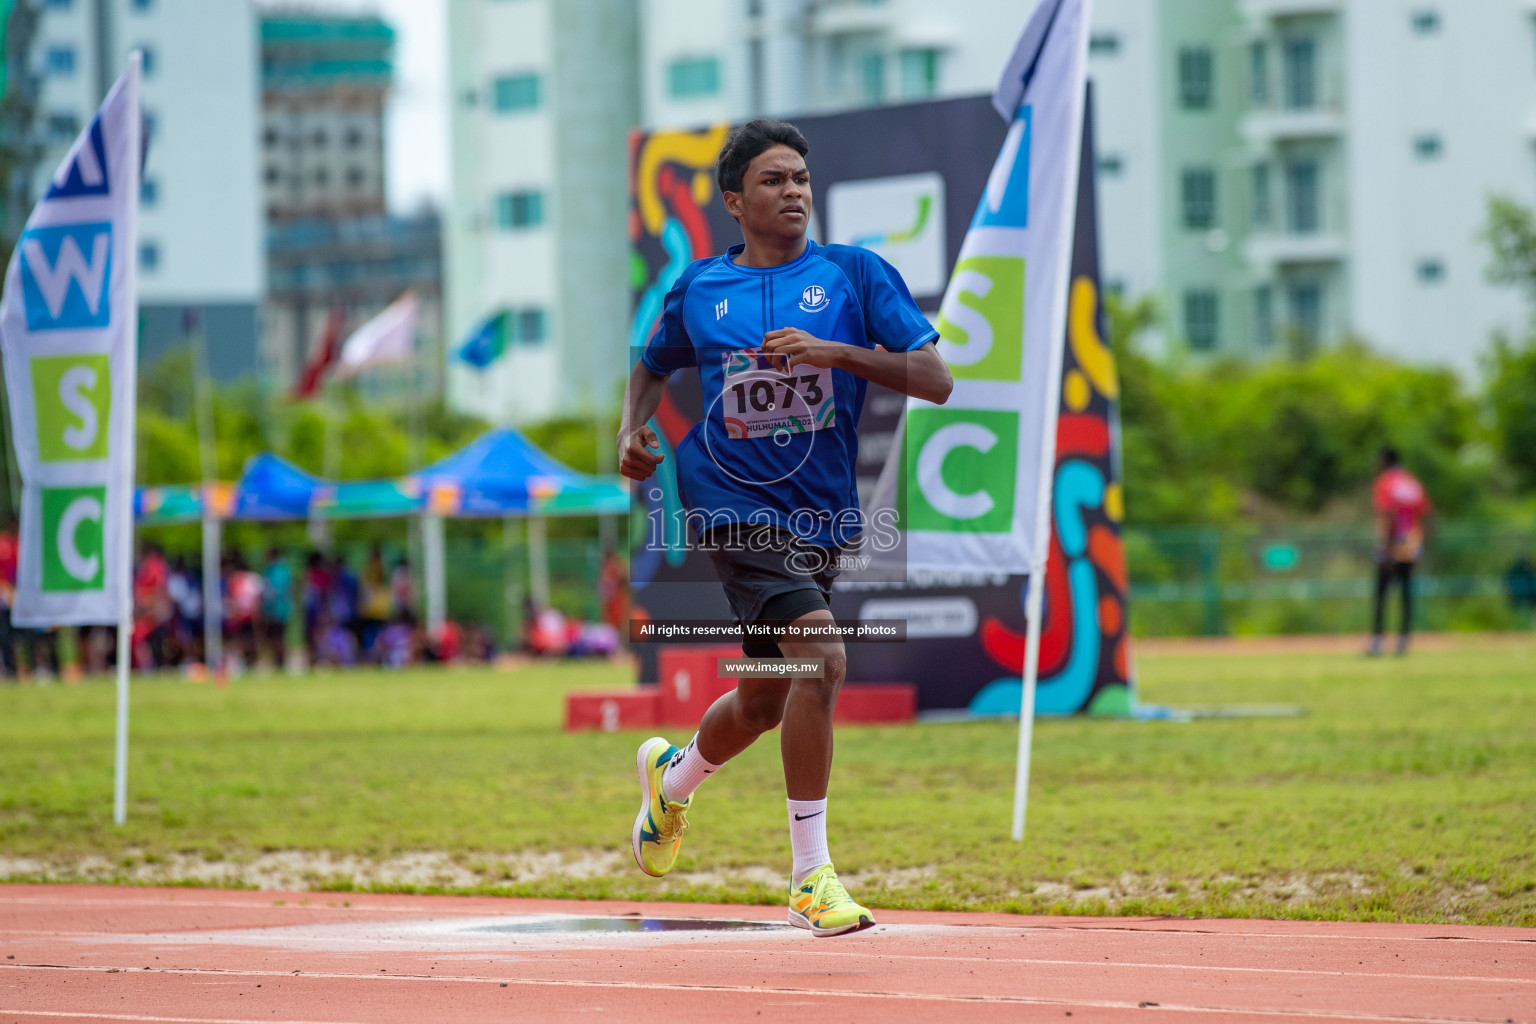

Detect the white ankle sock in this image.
[787,798,830,885]
[660,734,722,802]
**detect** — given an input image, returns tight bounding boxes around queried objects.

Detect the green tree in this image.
[1485,334,1536,491]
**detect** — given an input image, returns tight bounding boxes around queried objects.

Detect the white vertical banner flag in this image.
[1,57,141,627]
[901,0,1090,575]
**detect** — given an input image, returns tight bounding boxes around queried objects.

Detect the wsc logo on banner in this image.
[18,222,113,331]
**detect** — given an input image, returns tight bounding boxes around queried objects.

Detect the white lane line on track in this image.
[3,915,1532,948]
[0,964,1523,1024]
[11,927,1533,986]
[676,945,1536,986]
[1,899,1531,945]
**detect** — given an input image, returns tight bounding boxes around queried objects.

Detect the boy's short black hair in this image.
[716,118,809,195]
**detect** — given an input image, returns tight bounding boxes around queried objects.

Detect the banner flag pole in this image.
[1012,565,1047,840]
[113,54,144,826]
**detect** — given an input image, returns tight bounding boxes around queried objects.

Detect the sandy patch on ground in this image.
[0,850,800,893]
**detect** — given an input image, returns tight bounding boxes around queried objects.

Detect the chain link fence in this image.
[1125,521,1536,636]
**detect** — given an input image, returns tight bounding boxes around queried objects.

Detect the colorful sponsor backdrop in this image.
[627,91,1131,714]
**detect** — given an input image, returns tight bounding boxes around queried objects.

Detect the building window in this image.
[140,177,158,206]
[1178,47,1212,109]
[345,127,364,149]
[139,241,160,272]
[311,127,328,147]
[514,307,547,345]
[264,165,280,185]
[1417,258,1445,283]
[1098,154,1124,177]
[495,189,545,230]
[492,73,541,113]
[46,111,79,141]
[859,51,885,104]
[1254,286,1273,349]
[46,46,76,76]
[138,45,156,76]
[130,0,153,10]
[1251,164,1271,227]
[1289,282,1323,346]
[1283,36,1317,109]
[346,166,365,189]
[43,0,72,9]
[899,48,940,99]
[1413,134,1442,159]
[1249,41,1268,105]
[667,56,720,99]
[143,111,157,143]
[1181,167,1217,229]
[1286,159,1320,233]
[1089,33,1120,57]
[1410,9,1440,34]
[313,167,329,187]
[1184,290,1219,351]
[263,126,280,148]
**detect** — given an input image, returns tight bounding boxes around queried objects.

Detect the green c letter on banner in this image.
[32,354,111,462]
[904,407,1019,534]
[41,485,107,592]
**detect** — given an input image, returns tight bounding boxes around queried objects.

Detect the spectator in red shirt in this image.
[1370,447,1432,656]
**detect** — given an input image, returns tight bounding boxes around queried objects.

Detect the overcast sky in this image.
[258,0,449,212]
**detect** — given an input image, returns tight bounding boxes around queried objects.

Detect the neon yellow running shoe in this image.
[787,864,875,937]
[631,736,691,877]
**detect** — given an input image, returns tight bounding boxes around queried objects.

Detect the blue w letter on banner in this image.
[19,222,114,331]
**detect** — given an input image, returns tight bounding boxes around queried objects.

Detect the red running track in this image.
[0,885,1531,1023]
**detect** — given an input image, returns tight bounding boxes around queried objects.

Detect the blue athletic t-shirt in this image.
[641,240,937,547]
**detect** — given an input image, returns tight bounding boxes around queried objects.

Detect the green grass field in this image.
[2,640,1533,926]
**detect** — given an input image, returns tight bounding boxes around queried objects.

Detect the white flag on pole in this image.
[0,58,141,627]
[898,0,1090,575]
[334,290,420,379]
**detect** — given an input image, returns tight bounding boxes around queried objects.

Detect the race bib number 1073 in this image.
[721,350,836,441]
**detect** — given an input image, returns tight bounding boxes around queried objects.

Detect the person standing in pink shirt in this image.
[1370,447,1432,656]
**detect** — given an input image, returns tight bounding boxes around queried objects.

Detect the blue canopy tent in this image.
[406,429,629,632]
[133,431,630,643]
[409,428,628,518]
[233,453,322,520]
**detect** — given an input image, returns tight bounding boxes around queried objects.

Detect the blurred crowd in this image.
[0,526,506,678]
[0,516,631,680]
[123,542,502,672]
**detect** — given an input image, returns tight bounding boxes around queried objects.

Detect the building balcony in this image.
[1241,107,1345,144]
[1245,231,1347,267]
[810,0,896,37]
[1240,0,1343,20]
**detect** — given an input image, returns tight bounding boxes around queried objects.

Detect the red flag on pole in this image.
[291,305,345,400]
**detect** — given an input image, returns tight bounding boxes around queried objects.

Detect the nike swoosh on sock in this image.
[793,811,824,821]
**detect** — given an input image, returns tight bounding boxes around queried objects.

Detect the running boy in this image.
[617,119,953,936]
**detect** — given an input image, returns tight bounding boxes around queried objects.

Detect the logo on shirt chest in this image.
[798,284,829,313]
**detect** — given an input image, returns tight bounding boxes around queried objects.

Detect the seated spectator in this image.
[374,611,417,670]
[433,619,463,663]
[524,604,569,657]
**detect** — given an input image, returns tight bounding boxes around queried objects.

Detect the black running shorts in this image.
[699,524,845,658]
